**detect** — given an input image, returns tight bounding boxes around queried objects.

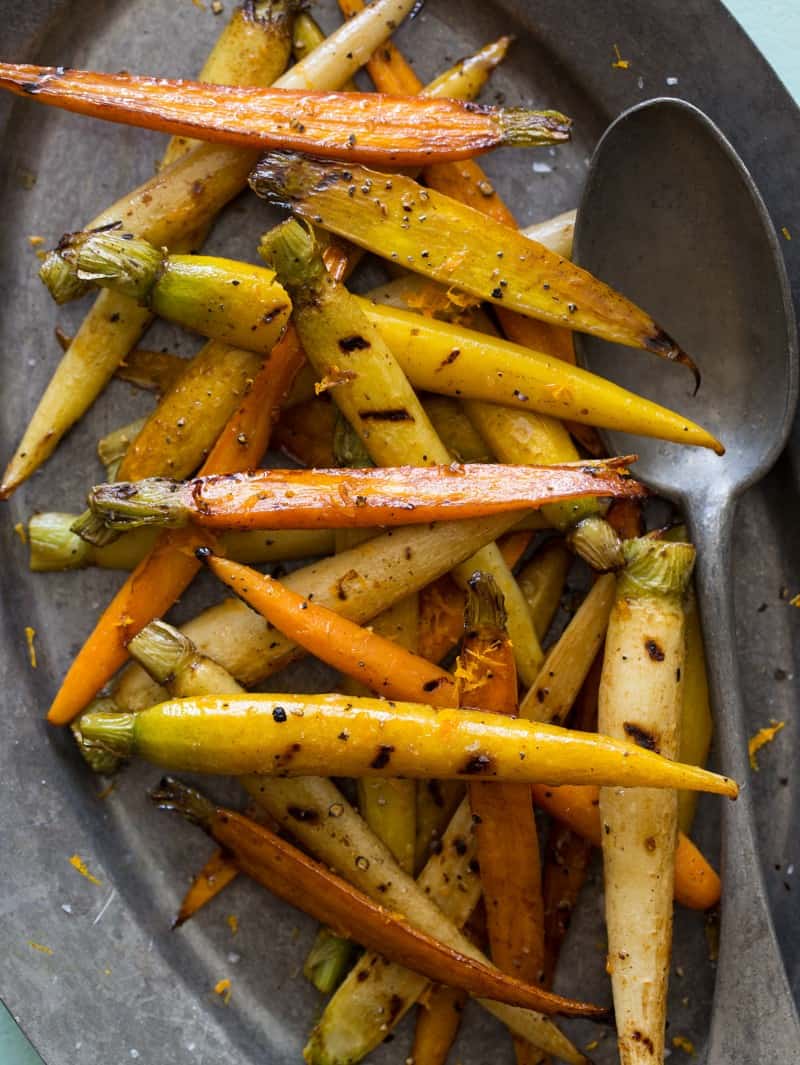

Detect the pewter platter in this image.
[0,2,798,1062]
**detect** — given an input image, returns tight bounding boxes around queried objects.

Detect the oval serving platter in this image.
[0,2,798,1063]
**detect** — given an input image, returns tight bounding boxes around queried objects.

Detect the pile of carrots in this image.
[2,2,733,1063]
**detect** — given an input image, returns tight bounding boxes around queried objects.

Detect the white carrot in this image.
[599,537,695,1064]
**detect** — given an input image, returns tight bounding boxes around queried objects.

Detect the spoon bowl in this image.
[575,98,797,502]
[575,97,800,1065]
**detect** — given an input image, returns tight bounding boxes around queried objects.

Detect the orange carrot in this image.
[540,652,601,986]
[606,497,645,540]
[272,398,337,468]
[337,0,421,96]
[153,778,607,1018]
[0,64,571,165]
[417,531,531,665]
[46,330,304,726]
[202,555,457,707]
[413,984,468,1065]
[532,784,720,911]
[497,529,534,570]
[87,458,646,533]
[174,848,239,928]
[457,574,546,1065]
[418,575,467,666]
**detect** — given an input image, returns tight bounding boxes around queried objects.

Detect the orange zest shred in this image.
[28,940,54,955]
[227,914,239,936]
[69,853,102,885]
[214,977,232,1004]
[24,626,37,668]
[612,44,630,70]
[748,720,785,771]
[672,1035,696,1055]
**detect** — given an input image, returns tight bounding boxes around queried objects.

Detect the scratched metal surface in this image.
[0,2,798,1063]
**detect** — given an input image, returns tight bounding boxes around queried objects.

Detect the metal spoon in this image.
[574,98,799,1064]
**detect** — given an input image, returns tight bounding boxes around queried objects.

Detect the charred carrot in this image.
[43,232,292,350]
[0,64,571,164]
[114,341,264,482]
[77,693,737,795]
[356,301,722,453]
[458,574,546,1064]
[86,459,645,534]
[252,154,698,383]
[662,525,714,833]
[540,653,601,987]
[152,777,598,1016]
[45,331,304,726]
[599,538,693,1063]
[202,554,457,706]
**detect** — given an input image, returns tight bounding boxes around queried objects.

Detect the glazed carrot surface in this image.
[87,459,645,532]
[0,64,571,164]
[153,779,606,1018]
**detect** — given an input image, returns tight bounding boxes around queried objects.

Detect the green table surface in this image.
[1,2,798,1063]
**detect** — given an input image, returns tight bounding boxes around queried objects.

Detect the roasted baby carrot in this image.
[251,153,699,383]
[201,554,457,706]
[76,693,738,795]
[45,331,304,726]
[0,64,571,164]
[599,538,693,1064]
[86,459,645,533]
[540,653,601,987]
[152,777,601,1017]
[457,574,546,1064]
[531,784,720,912]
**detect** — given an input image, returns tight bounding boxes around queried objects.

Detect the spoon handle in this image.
[689,498,800,1064]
